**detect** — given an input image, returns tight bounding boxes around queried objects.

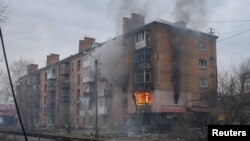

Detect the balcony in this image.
[98,106,109,115]
[61,91,70,103]
[47,68,56,79]
[47,104,55,117]
[83,77,94,83]
[79,109,93,116]
[60,79,70,89]
[33,78,40,84]
[60,66,70,75]
[47,83,56,92]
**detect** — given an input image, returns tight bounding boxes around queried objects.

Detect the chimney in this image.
[123,13,145,33]
[79,37,95,53]
[47,54,59,66]
[174,21,186,28]
[27,64,38,74]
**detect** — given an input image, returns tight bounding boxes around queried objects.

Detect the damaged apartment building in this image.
[16,13,217,131]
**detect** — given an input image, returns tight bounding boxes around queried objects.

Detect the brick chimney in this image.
[27,64,38,74]
[47,54,59,66]
[123,13,145,33]
[79,37,95,53]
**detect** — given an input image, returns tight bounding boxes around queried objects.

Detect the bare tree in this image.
[215,58,250,124]
[0,58,31,101]
[0,2,7,23]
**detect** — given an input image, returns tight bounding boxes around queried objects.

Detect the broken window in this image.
[200,78,208,87]
[199,59,208,69]
[199,41,207,51]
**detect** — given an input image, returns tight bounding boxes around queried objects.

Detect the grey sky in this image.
[1,0,250,71]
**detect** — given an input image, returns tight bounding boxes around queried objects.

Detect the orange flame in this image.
[135,92,152,105]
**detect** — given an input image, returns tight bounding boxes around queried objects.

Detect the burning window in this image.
[199,41,207,51]
[200,78,208,87]
[199,59,208,69]
[135,92,152,105]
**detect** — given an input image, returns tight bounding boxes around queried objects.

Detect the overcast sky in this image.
[1,0,250,72]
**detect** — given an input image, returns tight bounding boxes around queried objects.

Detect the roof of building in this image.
[19,18,218,79]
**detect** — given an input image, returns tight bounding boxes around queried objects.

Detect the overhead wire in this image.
[191,19,250,24]
[0,28,28,141]
[218,28,250,42]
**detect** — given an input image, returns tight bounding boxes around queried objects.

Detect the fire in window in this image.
[135,92,152,105]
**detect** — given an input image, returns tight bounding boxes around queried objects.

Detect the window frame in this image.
[199,59,208,69]
[200,78,208,88]
[199,41,207,51]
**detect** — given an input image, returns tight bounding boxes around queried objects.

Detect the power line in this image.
[192,19,250,24]
[218,28,250,42]
[0,28,28,141]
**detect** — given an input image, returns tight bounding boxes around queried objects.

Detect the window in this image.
[44,96,46,104]
[77,89,80,98]
[145,70,151,82]
[135,71,144,83]
[172,37,180,45]
[200,96,208,106]
[77,60,81,71]
[77,75,80,85]
[172,55,177,64]
[77,103,80,115]
[52,68,55,74]
[199,41,206,51]
[135,70,151,83]
[200,78,208,87]
[135,49,151,63]
[44,107,46,116]
[135,31,145,43]
[44,72,47,80]
[71,62,74,71]
[199,59,207,69]
[44,84,47,92]
[99,99,104,107]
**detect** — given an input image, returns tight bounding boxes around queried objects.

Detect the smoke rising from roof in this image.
[172,0,208,29]
[111,0,150,34]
